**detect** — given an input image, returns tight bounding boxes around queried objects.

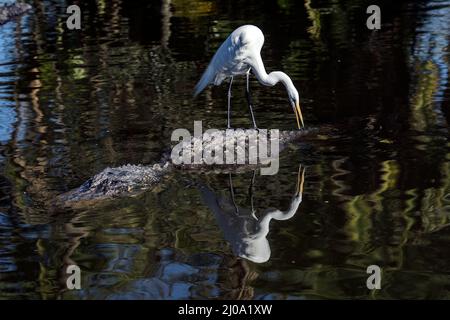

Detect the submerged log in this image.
[0,3,32,25]
[57,127,323,207]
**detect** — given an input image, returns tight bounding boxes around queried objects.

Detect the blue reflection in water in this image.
[95,243,141,273]
[68,246,225,300]
[0,213,16,273]
[105,250,224,300]
[0,20,18,144]
[412,1,450,101]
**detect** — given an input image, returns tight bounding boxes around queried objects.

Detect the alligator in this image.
[0,2,32,25]
[57,127,327,208]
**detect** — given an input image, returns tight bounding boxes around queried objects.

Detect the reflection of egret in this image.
[194,25,304,130]
[198,166,305,263]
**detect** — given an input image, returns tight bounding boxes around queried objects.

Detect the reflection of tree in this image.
[410,61,440,132]
[304,0,321,41]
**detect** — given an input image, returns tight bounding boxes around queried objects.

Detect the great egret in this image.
[194,24,304,129]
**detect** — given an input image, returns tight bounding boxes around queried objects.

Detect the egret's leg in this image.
[246,70,258,129]
[248,170,257,220]
[229,173,239,214]
[227,77,233,129]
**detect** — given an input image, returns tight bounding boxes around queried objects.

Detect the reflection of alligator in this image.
[0,3,31,25]
[57,128,322,207]
[198,166,305,263]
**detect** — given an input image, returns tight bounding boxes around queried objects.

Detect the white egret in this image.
[194,24,304,129]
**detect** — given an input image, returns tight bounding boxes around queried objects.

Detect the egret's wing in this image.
[194,25,265,96]
[194,36,237,96]
[193,59,219,97]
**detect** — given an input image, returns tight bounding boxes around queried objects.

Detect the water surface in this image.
[0,0,449,299]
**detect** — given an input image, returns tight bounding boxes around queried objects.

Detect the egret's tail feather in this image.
[194,64,215,97]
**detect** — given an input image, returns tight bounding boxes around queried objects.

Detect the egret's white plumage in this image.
[194,25,304,129]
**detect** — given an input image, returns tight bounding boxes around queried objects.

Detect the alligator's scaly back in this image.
[56,127,324,208]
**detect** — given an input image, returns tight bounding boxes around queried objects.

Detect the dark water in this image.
[0,0,449,299]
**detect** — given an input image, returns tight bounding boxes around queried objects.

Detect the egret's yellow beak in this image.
[295,165,305,196]
[293,100,304,129]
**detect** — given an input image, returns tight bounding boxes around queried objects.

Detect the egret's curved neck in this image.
[249,54,295,91]
[253,196,302,238]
